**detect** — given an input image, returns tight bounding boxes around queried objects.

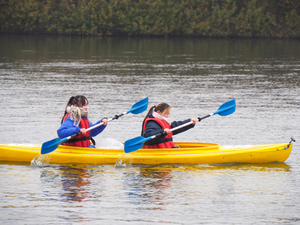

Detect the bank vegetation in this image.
[0,0,299,38]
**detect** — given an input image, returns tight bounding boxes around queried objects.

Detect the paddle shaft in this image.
[148,113,214,141]
[67,111,130,140]
[61,97,149,142]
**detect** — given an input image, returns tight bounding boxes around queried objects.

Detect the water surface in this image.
[0,35,299,224]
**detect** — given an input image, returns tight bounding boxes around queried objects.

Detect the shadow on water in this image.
[130,162,292,172]
[0,161,291,172]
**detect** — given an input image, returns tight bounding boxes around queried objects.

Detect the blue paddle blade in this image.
[41,137,67,154]
[124,136,151,153]
[127,97,149,115]
[213,99,236,116]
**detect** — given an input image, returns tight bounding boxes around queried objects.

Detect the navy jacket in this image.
[142,115,195,145]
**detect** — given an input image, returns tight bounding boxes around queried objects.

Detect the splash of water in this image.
[114,153,133,167]
[31,153,51,166]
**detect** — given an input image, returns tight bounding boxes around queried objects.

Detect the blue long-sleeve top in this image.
[142,115,195,145]
[57,117,107,139]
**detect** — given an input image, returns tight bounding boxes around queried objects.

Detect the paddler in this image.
[57,95,108,148]
[141,102,198,149]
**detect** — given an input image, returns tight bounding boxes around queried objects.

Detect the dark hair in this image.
[61,95,88,124]
[141,102,171,135]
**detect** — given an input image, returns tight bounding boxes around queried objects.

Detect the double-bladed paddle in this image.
[124,99,236,153]
[41,97,149,154]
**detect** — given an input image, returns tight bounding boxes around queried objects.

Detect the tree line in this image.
[1,0,299,38]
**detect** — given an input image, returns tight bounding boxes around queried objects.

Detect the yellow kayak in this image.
[0,141,293,165]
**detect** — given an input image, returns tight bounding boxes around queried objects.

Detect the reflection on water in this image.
[209,162,291,172]
[122,163,293,213]
[124,166,173,209]
[59,165,91,202]
[35,162,292,207]
[0,162,299,224]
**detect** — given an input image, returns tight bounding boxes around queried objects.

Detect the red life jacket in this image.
[62,114,92,147]
[142,117,175,149]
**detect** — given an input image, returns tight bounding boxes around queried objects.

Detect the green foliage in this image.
[0,0,299,38]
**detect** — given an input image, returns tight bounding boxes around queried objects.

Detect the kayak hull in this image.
[0,142,293,165]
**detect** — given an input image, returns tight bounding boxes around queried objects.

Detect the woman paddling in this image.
[141,102,198,149]
[57,95,108,148]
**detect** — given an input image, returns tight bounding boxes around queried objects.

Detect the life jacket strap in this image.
[145,137,173,146]
[91,137,96,146]
[64,136,92,143]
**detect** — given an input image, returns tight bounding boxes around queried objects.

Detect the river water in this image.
[0,35,299,224]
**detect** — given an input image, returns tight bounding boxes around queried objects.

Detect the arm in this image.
[142,121,167,145]
[57,117,81,138]
[171,118,196,135]
[89,119,107,137]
